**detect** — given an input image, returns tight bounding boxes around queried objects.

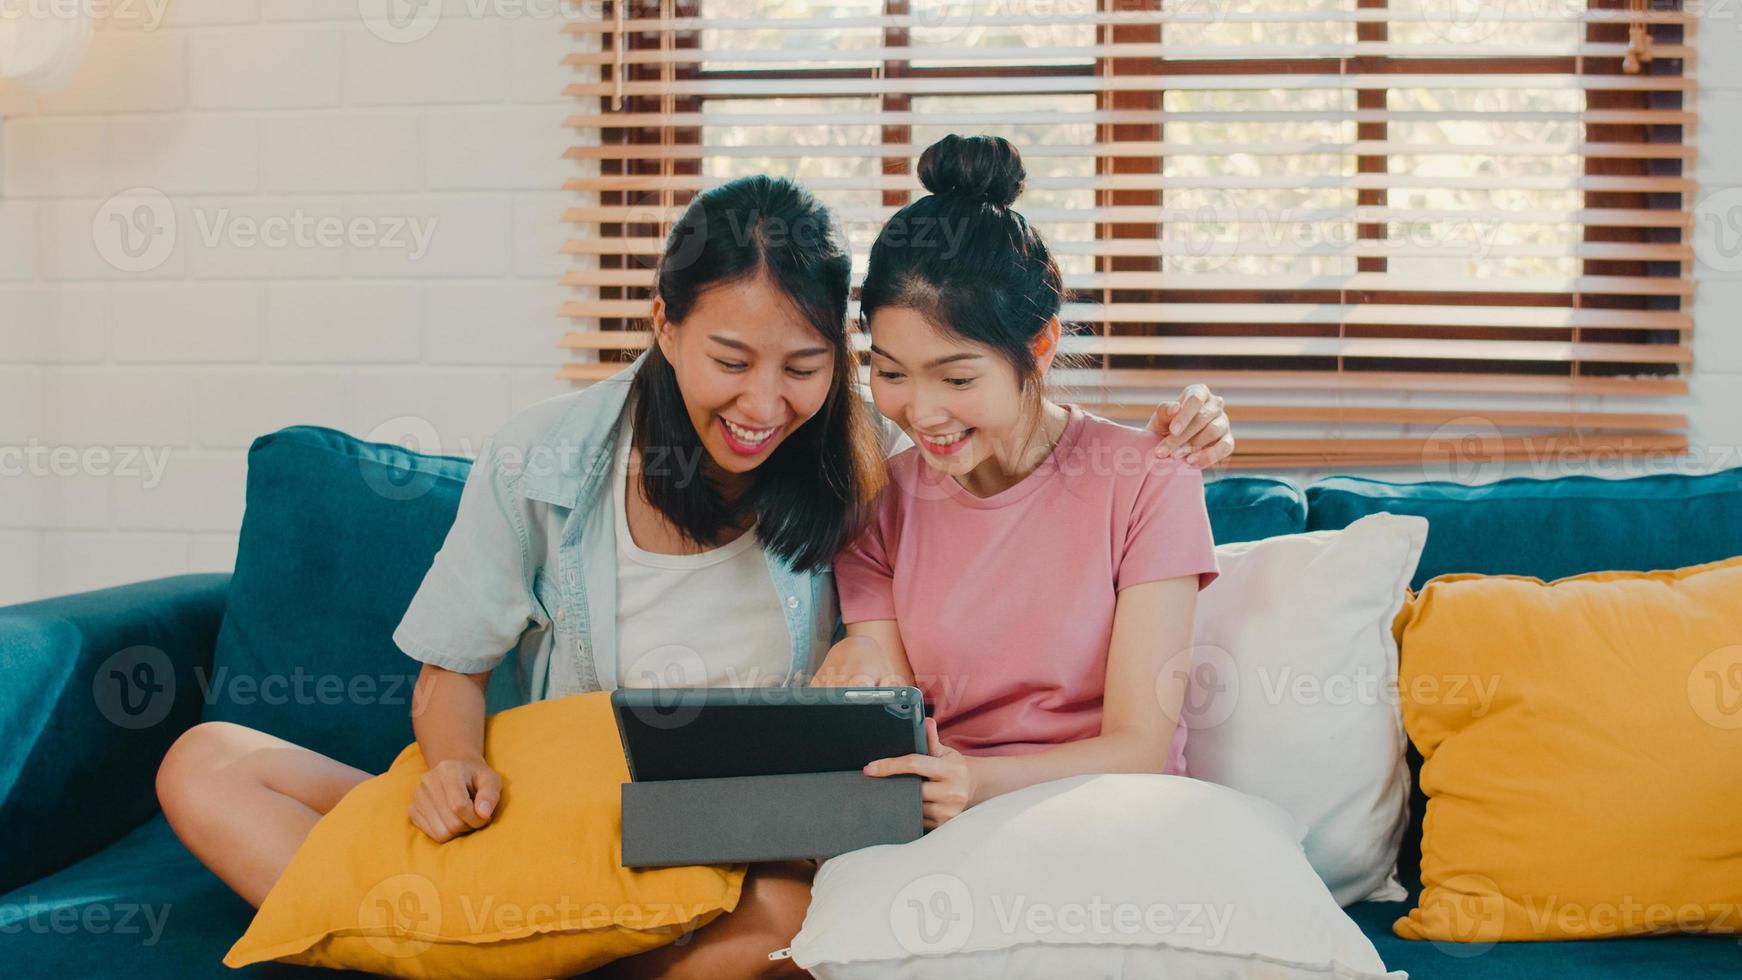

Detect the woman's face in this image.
[867,306,1036,480]
[653,272,837,478]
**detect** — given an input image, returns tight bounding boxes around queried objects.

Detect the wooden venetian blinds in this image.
[559,0,1694,469]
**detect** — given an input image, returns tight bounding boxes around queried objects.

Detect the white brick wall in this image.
[0,8,1739,605]
[0,4,588,604]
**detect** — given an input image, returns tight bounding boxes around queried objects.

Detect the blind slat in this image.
[557,330,1691,366]
[563,173,1695,194]
[558,300,1690,331]
[554,363,1686,398]
[565,41,1694,66]
[562,10,1699,33]
[561,237,1692,262]
[558,268,1693,296]
[568,109,1696,128]
[565,204,1693,229]
[565,140,1693,162]
[566,73,1696,99]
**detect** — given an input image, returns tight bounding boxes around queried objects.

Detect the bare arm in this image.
[810,620,917,689]
[967,575,1200,805]
[406,662,501,841]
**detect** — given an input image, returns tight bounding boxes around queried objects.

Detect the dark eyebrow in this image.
[707,334,830,359]
[869,344,984,370]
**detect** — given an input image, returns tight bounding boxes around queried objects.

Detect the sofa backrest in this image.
[207,427,491,772]
[1307,470,1742,590]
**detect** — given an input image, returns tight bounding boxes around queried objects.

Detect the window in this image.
[560,0,1692,468]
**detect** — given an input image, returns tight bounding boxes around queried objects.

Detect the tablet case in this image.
[620,769,922,868]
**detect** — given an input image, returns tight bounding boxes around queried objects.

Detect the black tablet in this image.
[611,686,927,782]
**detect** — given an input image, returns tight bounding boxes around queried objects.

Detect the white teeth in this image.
[723,419,775,444]
[925,430,968,447]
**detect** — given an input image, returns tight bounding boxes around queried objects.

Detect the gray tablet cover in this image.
[620,769,923,868]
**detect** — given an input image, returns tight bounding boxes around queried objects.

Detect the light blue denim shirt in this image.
[392,353,902,704]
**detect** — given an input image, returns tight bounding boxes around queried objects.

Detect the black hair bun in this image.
[917,134,1025,209]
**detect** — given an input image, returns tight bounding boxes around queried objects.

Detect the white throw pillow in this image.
[789,774,1403,980]
[1185,512,1428,906]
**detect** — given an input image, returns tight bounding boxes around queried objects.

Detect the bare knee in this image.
[156,721,253,820]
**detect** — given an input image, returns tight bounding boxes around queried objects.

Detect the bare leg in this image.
[591,859,817,979]
[156,721,372,908]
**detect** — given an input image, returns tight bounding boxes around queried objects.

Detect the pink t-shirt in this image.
[835,404,1219,773]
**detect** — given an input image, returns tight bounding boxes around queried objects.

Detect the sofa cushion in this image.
[1305,467,1742,590]
[224,692,745,978]
[1186,514,1427,907]
[1346,889,1742,979]
[0,814,366,978]
[1205,475,1306,543]
[205,426,488,773]
[1391,557,1742,944]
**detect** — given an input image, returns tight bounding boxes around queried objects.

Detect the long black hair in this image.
[629,175,883,573]
[858,134,1068,401]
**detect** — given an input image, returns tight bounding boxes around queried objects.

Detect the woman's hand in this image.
[409,756,502,843]
[1148,384,1233,467]
[863,717,979,829]
[810,635,906,688]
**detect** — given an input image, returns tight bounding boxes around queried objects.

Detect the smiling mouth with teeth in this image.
[917,428,974,455]
[722,418,776,444]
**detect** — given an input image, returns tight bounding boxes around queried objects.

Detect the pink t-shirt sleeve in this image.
[1116,457,1220,592]
[835,497,899,623]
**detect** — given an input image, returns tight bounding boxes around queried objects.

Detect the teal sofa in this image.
[4,425,1741,978]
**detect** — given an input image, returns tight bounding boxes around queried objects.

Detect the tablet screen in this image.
[614,687,927,782]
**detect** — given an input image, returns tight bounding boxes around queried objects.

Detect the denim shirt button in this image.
[786,595,799,609]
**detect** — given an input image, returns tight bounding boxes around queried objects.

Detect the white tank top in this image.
[612,415,793,690]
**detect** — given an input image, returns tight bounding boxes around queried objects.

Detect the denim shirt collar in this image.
[516,353,643,509]
[515,352,827,693]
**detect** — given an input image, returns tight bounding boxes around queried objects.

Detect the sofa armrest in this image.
[0,573,230,893]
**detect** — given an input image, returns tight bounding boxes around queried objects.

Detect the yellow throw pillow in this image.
[1392,555,1742,943]
[224,691,746,979]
